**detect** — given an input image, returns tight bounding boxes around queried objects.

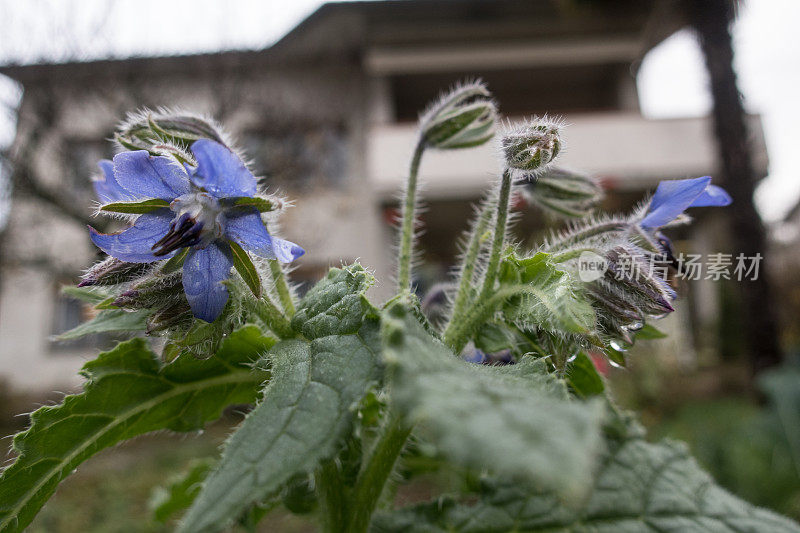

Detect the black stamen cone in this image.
[152,214,204,256]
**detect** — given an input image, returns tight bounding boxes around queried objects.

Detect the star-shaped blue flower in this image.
[89,139,304,322]
[639,176,732,229]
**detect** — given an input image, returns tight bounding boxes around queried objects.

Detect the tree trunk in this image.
[688,0,782,373]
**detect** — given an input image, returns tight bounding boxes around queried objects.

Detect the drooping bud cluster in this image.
[420,80,497,149]
[546,213,678,344]
[516,167,603,218]
[589,245,676,342]
[501,117,563,173]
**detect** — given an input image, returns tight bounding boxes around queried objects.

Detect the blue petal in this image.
[93,160,132,202]
[182,242,233,322]
[190,139,257,198]
[224,209,305,263]
[690,184,732,207]
[463,349,487,364]
[89,210,174,263]
[640,177,711,228]
[113,151,191,200]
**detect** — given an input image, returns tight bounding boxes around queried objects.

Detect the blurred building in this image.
[0,0,769,392]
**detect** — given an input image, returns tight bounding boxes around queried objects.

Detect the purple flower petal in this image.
[641,177,711,228]
[182,242,233,322]
[88,210,174,263]
[224,209,304,263]
[190,139,257,198]
[463,348,487,364]
[113,151,191,200]
[93,160,133,202]
[690,184,732,207]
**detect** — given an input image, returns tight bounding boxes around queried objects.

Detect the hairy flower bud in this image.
[516,167,603,218]
[146,301,193,334]
[78,257,150,287]
[116,109,227,155]
[112,272,184,310]
[502,118,563,173]
[420,80,497,149]
[603,246,675,316]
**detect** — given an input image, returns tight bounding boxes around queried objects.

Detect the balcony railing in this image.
[367,112,767,199]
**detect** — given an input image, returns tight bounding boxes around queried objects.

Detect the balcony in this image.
[367,112,768,200]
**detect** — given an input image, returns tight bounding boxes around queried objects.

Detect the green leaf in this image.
[231,196,280,212]
[371,436,800,533]
[60,285,108,304]
[382,301,603,499]
[179,265,381,532]
[636,323,667,340]
[498,252,596,335]
[0,326,274,533]
[150,459,215,523]
[229,241,261,298]
[55,308,150,340]
[100,198,170,214]
[567,351,605,397]
[291,264,375,339]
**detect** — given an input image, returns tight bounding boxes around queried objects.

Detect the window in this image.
[241,125,348,193]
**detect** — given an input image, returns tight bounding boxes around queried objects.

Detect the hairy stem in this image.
[397,138,427,293]
[348,413,412,533]
[442,170,512,352]
[269,259,296,315]
[317,459,348,533]
[478,169,512,303]
[243,296,294,338]
[550,247,601,264]
[445,199,493,337]
[544,220,629,252]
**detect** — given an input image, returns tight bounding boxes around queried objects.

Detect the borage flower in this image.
[639,176,731,229]
[636,176,731,264]
[89,139,304,322]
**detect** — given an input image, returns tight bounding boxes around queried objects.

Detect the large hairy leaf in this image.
[498,252,595,335]
[382,302,603,499]
[55,308,150,340]
[0,326,273,533]
[372,435,800,533]
[179,265,382,532]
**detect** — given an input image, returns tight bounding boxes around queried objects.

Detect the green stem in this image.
[549,247,600,264]
[244,296,294,338]
[269,260,296,315]
[443,170,512,351]
[348,413,413,533]
[543,220,629,252]
[397,138,426,293]
[478,169,512,304]
[445,200,493,338]
[317,460,348,533]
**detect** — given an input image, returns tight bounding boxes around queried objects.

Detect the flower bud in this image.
[420,81,497,149]
[112,272,184,310]
[603,246,675,316]
[116,110,226,154]
[146,301,193,334]
[502,118,563,173]
[516,167,603,218]
[78,257,150,287]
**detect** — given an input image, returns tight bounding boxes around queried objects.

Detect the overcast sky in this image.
[1,0,798,221]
